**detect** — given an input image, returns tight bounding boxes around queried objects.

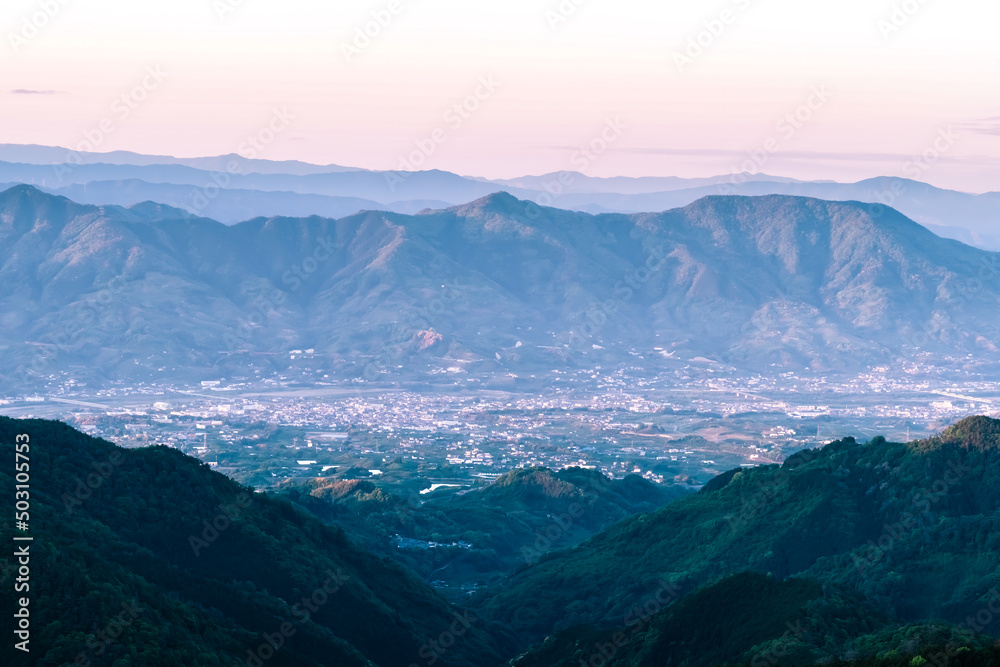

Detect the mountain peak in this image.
[938,415,1000,450]
[1,183,45,199]
[453,190,528,215]
[0,183,79,212]
[682,192,935,240]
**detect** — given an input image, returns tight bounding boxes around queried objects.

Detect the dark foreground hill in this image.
[480,416,1000,665]
[7,416,1000,666]
[0,417,512,666]
[3,185,1000,387]
[508,571,999,667]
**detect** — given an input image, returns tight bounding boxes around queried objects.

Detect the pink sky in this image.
[3,0,1000,191]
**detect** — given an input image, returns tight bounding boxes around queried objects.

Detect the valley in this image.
[4,0,999,662]
[3,359,997,500]
[4,182,1000,664]
[8,412,1000,665]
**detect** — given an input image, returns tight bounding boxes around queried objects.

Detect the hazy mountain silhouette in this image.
[2,146,998,248]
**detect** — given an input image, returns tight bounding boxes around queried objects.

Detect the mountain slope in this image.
[476,417,1000,650]
[507,570,997,667]
[2,186,1000,387]
[0,417,513,666]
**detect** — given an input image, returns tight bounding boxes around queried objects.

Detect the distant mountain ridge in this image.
[0,161,511,222]
[0,143,360,175]
[1,185,999,387]
[0,144,996,248]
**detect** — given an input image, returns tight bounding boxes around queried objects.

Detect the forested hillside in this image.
[0,417,512,666]
[482,417,1000,664]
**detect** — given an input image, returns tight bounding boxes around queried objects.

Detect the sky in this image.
[2,0,1000,192]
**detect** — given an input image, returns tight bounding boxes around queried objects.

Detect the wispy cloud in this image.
[613,148,911,163]
[10,89,63,95]
[540,146,907,162]
[958,117,1000,136]
[539,146,1000,169]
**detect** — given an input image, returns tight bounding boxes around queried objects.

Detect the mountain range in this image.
[2,184,1000,387]
[1,144,998,250]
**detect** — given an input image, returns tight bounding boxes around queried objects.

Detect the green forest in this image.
[6,416,1000,666]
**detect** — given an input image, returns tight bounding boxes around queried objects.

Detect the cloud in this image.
[614,147,911,163]
[540,146,909,163]
[10,89,63,95]
[958,117,1000,136]
[540,145,1000,169]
